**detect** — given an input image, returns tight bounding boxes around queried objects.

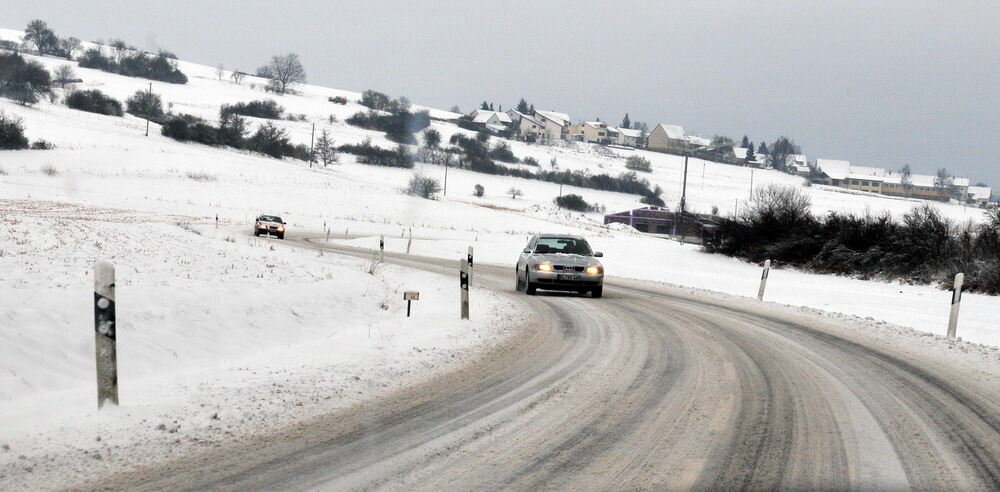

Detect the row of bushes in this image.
[709,185,1000,294]
[65,89,123,116]
[345,109,431,144]
[220,99,283,119]
[78,48,187,84]
[338,138,414,168]
[160,108,310,160]
[555,194,604,213]
[444,133,661,202]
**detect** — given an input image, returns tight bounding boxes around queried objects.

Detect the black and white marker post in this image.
[379,234,385,262]
[757,259,771,301]
[460,258,470,320]
[947,273,964,339]
[94,261,119,408]
[467,246,474,287]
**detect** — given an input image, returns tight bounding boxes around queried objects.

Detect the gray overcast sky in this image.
[4,1,998,186]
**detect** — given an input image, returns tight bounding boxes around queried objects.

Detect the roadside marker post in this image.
[379,235,385,262]
[406,228,413,254]
[460,259,470,320]
[947,273,964,339]
[404,291,420,317]
[757,259,771,301]
[467,246,474,287]
[94,261,119,409]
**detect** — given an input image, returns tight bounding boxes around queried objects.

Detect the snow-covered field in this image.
[1,26,999,487]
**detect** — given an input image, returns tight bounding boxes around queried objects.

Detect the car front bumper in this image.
[529,271,603,290]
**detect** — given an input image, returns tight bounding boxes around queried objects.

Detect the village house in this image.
[463,109,512,133]
[814,159,975,202]
[969,186,994,206]
[646,123,688,154]
[568,121,611,144]
[533,110,571,142]
[508,111,546,141]
[611,126,643,147]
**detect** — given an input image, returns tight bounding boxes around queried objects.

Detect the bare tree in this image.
[60,37,81,58]
[215,63,225,80]
[508,187,524,199]
[258,53,306,94]
[110,39,128,63]
[231,70,246,85]
[900,164,913,197]
[24,20,56,55]
[52,65,77,88]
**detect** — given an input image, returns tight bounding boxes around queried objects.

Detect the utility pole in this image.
[673,153,690,236]
[443,160,449,196]
[309,123,315,168]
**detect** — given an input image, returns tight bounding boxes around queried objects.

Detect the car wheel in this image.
[524,266,537,295]
[591,287,603,298]
[515,269,524,292]
[253,231,260,237]
[277,233,285,240]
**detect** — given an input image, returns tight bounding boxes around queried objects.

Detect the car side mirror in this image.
[282,221,287,225]
[594,251,603,257]
[523,248,532,254]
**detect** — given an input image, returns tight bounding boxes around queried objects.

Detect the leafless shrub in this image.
[185,171,217,182]
[40,165,58,176]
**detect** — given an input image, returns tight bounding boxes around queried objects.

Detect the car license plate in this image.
[558,274,581,281]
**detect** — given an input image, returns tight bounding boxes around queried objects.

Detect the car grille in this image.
[553,265,585,272]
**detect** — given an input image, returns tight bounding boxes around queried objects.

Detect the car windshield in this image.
[258,216,282,223]
[534,237,593,255]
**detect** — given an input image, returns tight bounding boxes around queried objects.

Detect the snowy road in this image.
[94,232,1000,491]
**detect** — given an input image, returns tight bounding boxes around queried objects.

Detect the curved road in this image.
[102,232,1000,491]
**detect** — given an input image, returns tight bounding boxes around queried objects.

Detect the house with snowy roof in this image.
[532,110,571,141]
[464,109,513,133]
[611,126,644,147]
[968,186,993,205]
[814,159,965,202]
[568,121,610,144]
[508,111,546,141]
[646,123,688,154]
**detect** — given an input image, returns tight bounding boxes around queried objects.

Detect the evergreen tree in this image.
[741,135,750,148]
[314,130,338,167]
[746,141,756,162]
[758,141,768,155]
[489,102,494,111]
[529,104,534,114]
[480,101,490,110]
[515,98,530,113]
[621,113,631,129]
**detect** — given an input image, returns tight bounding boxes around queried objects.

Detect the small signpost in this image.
[404,291,420,317]
[460,259,470,320]
[94,261,118,409]
[947,273,964,339]
[757,259,771,301]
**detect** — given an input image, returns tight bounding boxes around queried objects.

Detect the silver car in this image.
[515,234,604,298]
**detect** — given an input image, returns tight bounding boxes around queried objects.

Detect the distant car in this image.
[516,234,604,298]
[253,215,286,239]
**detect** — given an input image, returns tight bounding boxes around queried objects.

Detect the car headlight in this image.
[277,226,285,231]
[585,265,602,275]
[536,263,553,272]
